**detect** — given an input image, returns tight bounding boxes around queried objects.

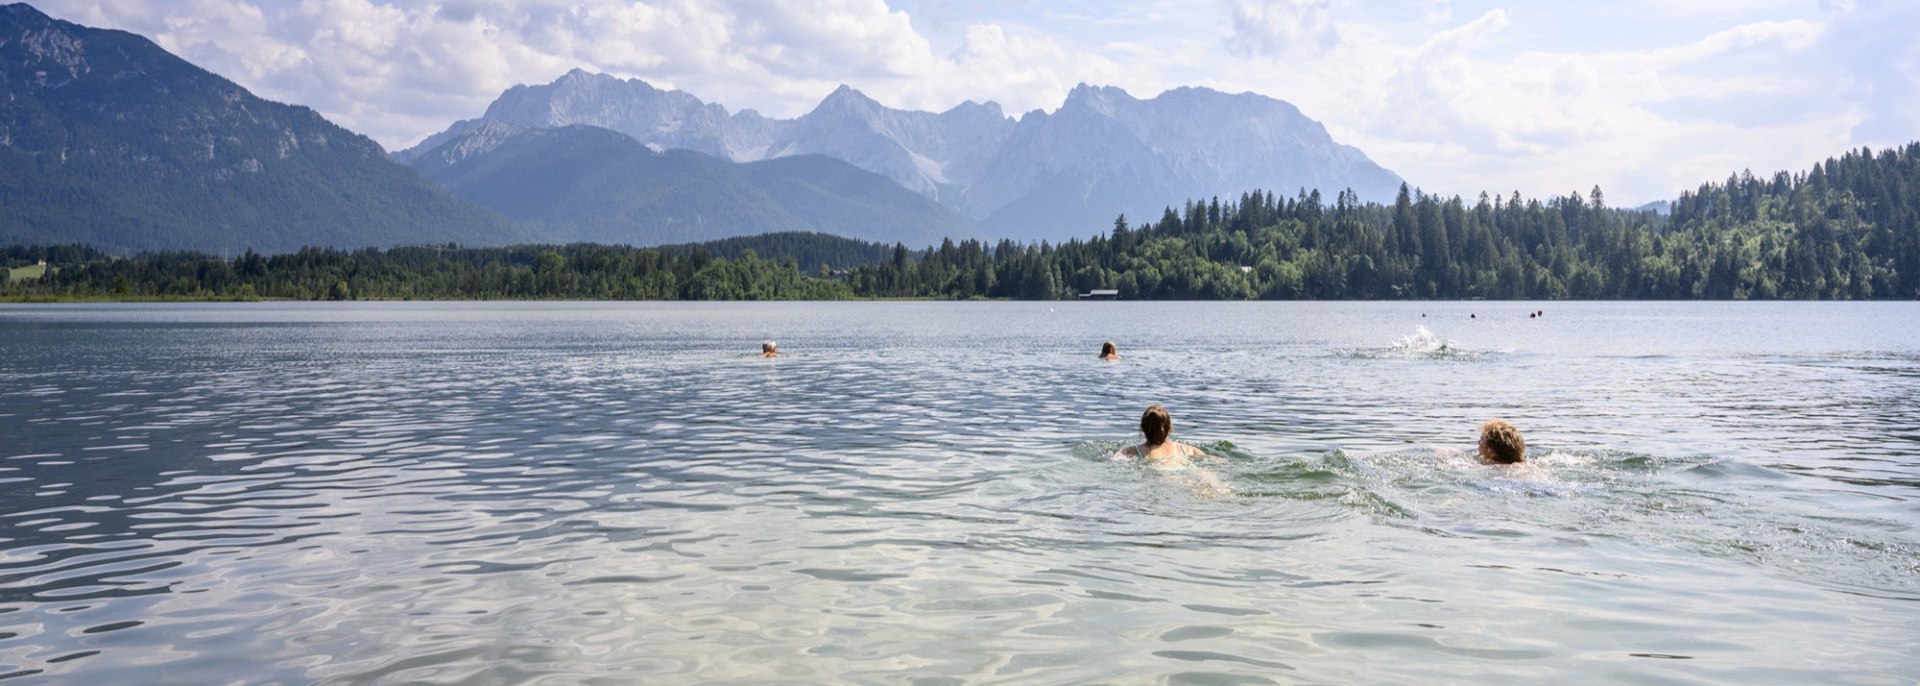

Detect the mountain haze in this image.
[416,124,975,247]
[0,3,539,253]
[398,71,1404,242]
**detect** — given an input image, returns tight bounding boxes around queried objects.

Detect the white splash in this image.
[1391,326,1453,353]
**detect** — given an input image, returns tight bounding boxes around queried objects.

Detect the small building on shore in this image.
[1079,289,1119,300]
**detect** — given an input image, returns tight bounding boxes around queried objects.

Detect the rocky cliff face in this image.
[457,69,785,162]
[399,71,1404,242]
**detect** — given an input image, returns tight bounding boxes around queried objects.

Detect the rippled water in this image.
[1,301,1917,684]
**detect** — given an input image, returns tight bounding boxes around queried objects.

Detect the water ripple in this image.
[0,301,1916,684]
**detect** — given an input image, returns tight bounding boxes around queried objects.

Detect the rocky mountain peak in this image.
[406,72,1403,242]
[2,3,89,80]
[941,100,1006,121]
[815,84,882,117]
[1064,82,1129,102]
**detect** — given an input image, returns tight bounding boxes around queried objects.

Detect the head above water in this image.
[1100,341,1118,358]
[1140,404,1172,446]
[761,340,777,355]
[1478,419,1526,464]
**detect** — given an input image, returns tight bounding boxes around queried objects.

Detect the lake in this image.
[1,301,1916,684]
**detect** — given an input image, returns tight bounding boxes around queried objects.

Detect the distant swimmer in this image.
[1100,340,1120,360]
[1478,419,1526,465]
[1116,404,1201,469]
[761,340,779,358]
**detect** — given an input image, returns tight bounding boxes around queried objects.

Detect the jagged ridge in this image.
[397,72,1405,242]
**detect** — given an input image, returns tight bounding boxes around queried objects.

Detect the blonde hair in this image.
[1140,404,1172,445]
[1479,419,1526,464]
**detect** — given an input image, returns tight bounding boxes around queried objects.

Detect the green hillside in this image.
[416,124,977,247]
[0,4,541,253]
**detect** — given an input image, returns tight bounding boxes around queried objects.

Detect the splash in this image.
[1339,326,1481,360]
[1391,326,1452,353]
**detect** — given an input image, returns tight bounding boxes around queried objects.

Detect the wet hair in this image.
[1140,404,1172,445]
[1479,419,1526,464]
[761,340,777,354]
[1100,341,1117,357]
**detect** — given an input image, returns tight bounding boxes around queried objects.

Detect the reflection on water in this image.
[1,301,1917,684]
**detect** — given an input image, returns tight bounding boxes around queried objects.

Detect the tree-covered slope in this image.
[654,231,898,274]
[0,3,539,253]
[845,143,1920,300]
[416,124,977,247]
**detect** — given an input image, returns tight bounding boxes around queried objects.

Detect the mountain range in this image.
[0,3,538,253]
[398,70,1405,242]
[411,124,975,247]
[2,2,1406,254]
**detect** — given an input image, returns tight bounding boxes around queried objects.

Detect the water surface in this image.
[1,301,1917,684]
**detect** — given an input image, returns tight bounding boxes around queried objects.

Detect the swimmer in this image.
[1116,404,1201,469]
[1477,419,1526,465]
[1099,340,1120,360]
[761,340,779,358]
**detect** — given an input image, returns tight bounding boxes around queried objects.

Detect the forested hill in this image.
[412,124,978,247]
[0,4,540,253]
[846,143,1920,300]
[653,232,895,274]
[5,144,1918,301]
[2,243,853,301]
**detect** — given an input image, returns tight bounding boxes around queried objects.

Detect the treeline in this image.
[653,231,894,274]
[847,143,1920,300]
[2,243,851,300]
[5,143,1918,301]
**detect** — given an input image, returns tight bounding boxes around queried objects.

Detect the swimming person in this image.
[1115,405,1231,495]
[1100,341,1120,360]
[761,340,779,358]
[1478,419,1526,464]
[1116,404,1200,469]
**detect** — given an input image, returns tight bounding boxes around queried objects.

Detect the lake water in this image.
[1,301,1917,685]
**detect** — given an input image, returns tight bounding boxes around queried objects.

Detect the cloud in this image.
[1222,0,1339,58]
[34,0,1119,149]
[1271,6,1861,202]
[1821,0,1920,145]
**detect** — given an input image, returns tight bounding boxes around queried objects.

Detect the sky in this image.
[36,0,1919,205]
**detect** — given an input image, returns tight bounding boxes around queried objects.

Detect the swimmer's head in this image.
[1140,404,1172,445]
[1478,419,1525,464]
[1100,341,1117,358]
[761,340,777,355]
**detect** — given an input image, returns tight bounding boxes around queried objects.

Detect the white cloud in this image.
[1821,0,1920,146]
[36,0,1128,149]
[1203,3,1880,203]
[1222,0,1339,58]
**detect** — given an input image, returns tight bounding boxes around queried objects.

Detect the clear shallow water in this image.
[0,301,1916,685]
